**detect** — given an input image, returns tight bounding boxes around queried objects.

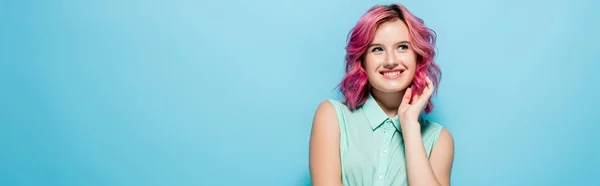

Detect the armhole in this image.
[326,99,347,182]
[326,99,346,143]
[326,99,344,124]
[426,122,445,157]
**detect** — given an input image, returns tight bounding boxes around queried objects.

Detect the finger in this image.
[426,77,435,95]
[425,76,432,87]
[422,77,432,95]
[401,87,412,105]
[416,84,431,105]
[412,93,419,104]
[412,87,420,103]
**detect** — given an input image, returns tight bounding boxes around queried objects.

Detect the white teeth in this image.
[383,71,400,77]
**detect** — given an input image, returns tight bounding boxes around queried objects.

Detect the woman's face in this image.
[364,19,417,93]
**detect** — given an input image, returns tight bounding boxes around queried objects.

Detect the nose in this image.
[383,52,399,68]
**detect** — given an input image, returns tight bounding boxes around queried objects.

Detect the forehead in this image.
[371,19,410,43]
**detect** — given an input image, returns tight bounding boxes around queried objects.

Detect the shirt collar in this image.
[362,94,402,132]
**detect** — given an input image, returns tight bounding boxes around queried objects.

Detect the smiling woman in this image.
[309,3,454,186]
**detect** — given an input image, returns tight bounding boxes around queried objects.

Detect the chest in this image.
[340,122,409,185]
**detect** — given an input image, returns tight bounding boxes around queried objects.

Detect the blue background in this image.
[1,0,599,185]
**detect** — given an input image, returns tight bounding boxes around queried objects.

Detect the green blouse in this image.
[328,94,444,186]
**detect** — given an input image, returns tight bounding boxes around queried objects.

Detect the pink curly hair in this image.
[339,4,441,113]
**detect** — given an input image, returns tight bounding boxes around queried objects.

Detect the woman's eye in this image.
[398,44,409,50]
[371,47,383,52]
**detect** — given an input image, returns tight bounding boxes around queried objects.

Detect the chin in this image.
[369,77,411,93]
[373,85,407,93]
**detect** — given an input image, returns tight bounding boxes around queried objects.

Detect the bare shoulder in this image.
[314,100,337,119]
[439,128,454,144]
[311,100,339,135]
[309,100,343,185]
[430,127,455,165]
[429,128,455,185]
[435,128,454,152]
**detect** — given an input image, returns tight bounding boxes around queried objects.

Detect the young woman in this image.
[309,4,454,186]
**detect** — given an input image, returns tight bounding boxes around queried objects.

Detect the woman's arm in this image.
[403,126,455,186]
[399,77,455,186]
[309,101,344,186]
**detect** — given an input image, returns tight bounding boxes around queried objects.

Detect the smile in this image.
[380,69,404,79]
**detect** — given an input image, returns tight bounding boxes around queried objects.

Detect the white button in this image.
[383,149,388,153]
[378,175,383,180]
[386,120,391,124]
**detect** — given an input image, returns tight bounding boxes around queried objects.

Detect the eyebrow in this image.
[368,40,410,47]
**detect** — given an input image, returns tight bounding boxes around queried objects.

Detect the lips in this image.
[380,69,405,79]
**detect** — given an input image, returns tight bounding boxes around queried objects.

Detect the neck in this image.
[371,88,406,118]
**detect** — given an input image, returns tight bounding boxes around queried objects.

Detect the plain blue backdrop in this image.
[1,0,599,185]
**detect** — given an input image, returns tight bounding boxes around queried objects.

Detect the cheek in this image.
[400,54,417,68]
[363,59,379,81]
[363,56,379,71]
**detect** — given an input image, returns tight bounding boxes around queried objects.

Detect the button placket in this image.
[375,119,395,185]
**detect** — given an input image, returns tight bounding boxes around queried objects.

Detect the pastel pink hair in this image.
[339,4,441,113]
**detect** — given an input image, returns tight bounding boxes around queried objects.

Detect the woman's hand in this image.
[398,76,435,131]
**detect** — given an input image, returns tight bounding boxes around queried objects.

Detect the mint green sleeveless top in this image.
[328,94,444,186]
